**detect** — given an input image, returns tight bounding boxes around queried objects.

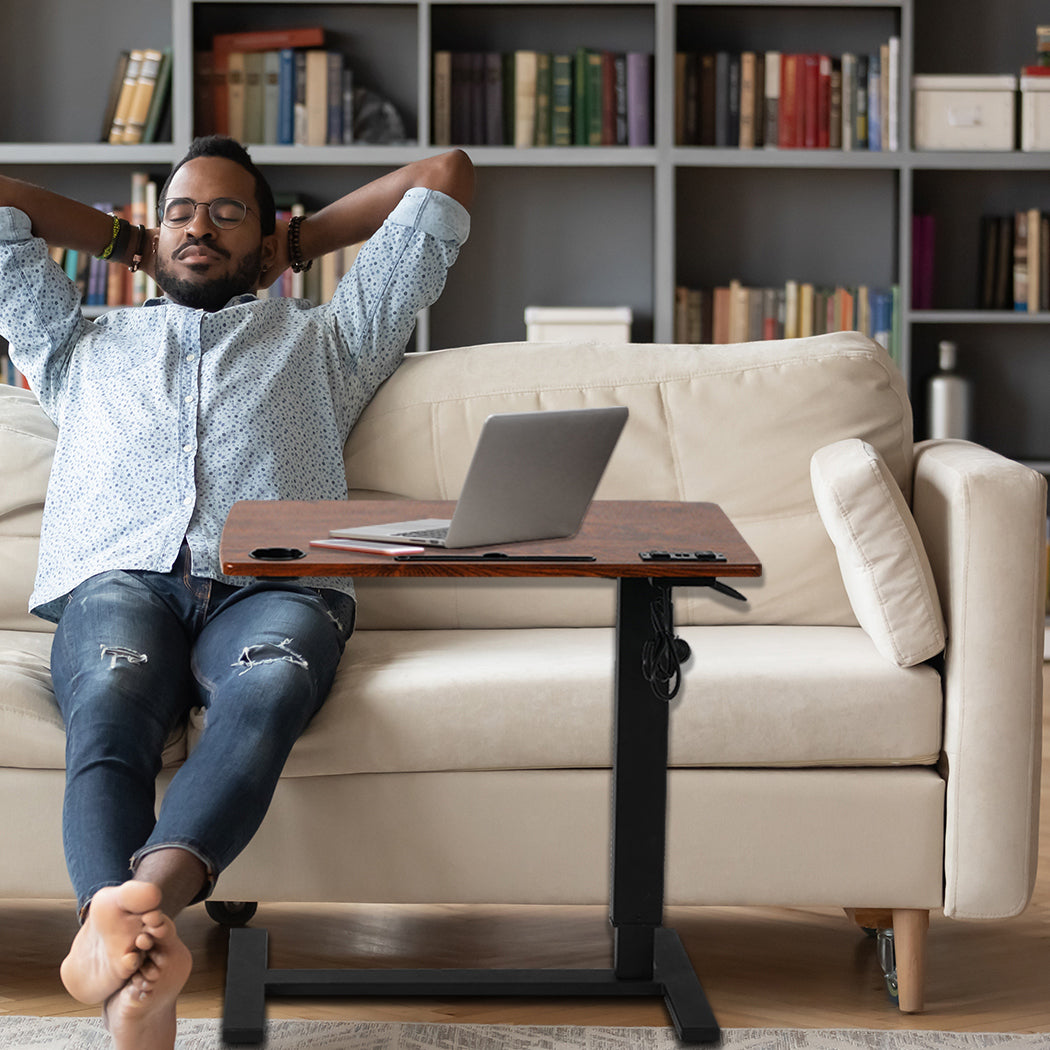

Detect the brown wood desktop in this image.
[219,499,761,1047]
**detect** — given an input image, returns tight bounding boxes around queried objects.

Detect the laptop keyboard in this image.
[397,526,450,540]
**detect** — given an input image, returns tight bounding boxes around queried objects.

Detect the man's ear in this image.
[255,233,280,290]
[260,232,279,270]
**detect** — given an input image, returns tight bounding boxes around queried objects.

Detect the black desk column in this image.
[611,577,670,978]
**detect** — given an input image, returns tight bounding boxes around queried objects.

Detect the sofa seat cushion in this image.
[212,625,942,779]
[0,630,187,771]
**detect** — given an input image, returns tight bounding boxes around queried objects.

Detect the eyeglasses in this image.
[158,197,258,230]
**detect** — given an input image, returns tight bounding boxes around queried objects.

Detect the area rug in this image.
[1,1020,1048,1050]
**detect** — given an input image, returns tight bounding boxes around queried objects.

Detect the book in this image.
[600,51,617,145]
[802,54,819,149]
[841,53,856,150]
[305,49,329,146]
[122,47,165,143]
[855,55,869,149]
[326,51,345,143]
[764,51,780,147]
[828,59,842,150]
[226,51,247,141]
[551,53,573,146]
[1028,207,1042,313]
[867,49,881,151]
[99,51,130,142]
[513,50,538,147]
[211,26,325,58]
[262,50,281,144]
[141,49,173,143]
[278,49,297,144]
[108,49,144,143]
[626,52,652,146]
[573,48,590,145]
[778,54,799,148]
[535,53,553,147]
[242,51,266,144]
[715,52,731,146]
[887,38,900,152]
[1014,209,1029,311]
[432,51,452,146]
[586,50,603,144]
[739,51,756,149]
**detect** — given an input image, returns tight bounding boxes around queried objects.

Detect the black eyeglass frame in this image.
[158,197,259,230]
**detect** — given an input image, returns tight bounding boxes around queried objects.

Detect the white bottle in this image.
[927,340,973,440]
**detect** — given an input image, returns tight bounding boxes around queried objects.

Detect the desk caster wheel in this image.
[205,900,258,927]
[876,928,899,1002]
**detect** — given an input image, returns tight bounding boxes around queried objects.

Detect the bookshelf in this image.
[1,0,1049,474]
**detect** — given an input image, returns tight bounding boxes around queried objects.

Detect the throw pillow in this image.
[810,438,946,667]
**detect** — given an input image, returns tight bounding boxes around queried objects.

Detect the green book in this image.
[551,53,573,146]
[586,50,603,145]
[535,53,552,146]
[574,47,590,144]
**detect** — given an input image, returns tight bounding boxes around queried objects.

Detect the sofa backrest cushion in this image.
[344,332,913,629]
[0,385,56,632]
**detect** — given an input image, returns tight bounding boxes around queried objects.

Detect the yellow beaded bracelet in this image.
[97,212,121,260]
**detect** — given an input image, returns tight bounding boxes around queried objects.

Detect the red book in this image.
[817,55,831,148]
[802,54,819,148]
[211,27,325,57]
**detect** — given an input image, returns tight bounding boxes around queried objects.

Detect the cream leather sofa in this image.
[0,332,1045,1014]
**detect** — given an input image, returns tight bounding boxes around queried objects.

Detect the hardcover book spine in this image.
[627,52,652,146]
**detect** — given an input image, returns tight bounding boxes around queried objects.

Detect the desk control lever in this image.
[702,579,748,602]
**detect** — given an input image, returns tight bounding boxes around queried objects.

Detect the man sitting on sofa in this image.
[0,137,474,1050]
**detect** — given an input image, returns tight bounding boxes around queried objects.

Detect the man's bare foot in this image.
[60,882,166,1005]
[103,916,192,1050]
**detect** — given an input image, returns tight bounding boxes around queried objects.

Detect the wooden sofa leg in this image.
[892,908,930,1013]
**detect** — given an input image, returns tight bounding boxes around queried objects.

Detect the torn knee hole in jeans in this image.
[233,637,309,676]
[99,645,148,669]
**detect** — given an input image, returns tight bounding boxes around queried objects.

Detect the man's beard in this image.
[155,246,263,312]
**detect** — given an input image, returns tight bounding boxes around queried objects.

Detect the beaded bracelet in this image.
[288,213,312,273]
[96,213,122,260]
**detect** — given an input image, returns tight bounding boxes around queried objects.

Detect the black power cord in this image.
[641,586,692,701]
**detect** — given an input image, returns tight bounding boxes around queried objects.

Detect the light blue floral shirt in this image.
[0,187,469,621]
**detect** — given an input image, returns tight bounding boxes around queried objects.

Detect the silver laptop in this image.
[335,406,628,548]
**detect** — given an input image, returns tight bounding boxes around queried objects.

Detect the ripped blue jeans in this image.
[50,545,355,915]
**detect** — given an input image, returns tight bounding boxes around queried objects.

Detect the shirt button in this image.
[184,495,193,506]
[184,395,193,404]
[183,444,192,453]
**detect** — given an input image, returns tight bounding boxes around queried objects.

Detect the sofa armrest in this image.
[911,439,1046,919]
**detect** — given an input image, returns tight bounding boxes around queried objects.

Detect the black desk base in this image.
[221,576,726,1047]
[222,925,719,1045]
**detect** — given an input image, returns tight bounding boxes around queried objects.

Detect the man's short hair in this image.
[160,135,277,236]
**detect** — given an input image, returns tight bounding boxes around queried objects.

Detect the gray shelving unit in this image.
[2,0,1048,465]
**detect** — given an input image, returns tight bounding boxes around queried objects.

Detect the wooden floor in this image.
[2,665,1047,1034]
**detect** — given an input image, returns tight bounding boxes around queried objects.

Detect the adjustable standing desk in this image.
[219,499,761,1046]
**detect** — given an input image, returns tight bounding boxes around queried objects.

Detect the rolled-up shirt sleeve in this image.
[325,187,470,400]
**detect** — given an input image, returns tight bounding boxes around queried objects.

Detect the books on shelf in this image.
[674,279,901,364]
[194,27,358,145]
[675,39,899,150]
[433,47,653,147]
[975,209,1050,313]
[102,47,172,144]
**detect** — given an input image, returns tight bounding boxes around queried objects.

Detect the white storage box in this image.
[913,75,1017,150]
[524,306,633,343]
[1021,75,1050,151]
